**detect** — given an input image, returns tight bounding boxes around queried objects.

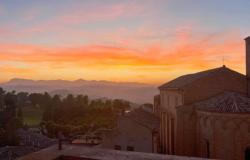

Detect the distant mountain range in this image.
[0,78,159,104]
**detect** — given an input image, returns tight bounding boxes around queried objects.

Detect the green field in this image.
[22,107,43,126]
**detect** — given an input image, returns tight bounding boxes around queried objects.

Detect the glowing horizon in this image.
[0,0,250,84]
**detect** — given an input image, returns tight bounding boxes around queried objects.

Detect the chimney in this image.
[245,36,250,96]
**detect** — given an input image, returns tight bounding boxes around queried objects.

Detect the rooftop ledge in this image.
[18,144,212,160]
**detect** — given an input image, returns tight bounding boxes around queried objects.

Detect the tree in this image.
[29,93,43,107]
[17,92,29,107]
[112,99,131,114]
[17,106,23,126]
[41,93,132,137]
[0,88,5,111]
[0,90,22,146]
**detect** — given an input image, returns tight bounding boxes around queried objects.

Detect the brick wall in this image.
[197,111,250,160]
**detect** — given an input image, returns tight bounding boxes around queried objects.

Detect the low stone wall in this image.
[19,144,212,160]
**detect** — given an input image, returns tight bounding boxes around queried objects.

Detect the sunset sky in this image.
[1,0,250,84]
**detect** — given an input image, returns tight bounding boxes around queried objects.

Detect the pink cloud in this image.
[22,7,42,21]
[59,3,144,24]
[0,1,164,46]
[23,2,145,35]
[0,4,5,15]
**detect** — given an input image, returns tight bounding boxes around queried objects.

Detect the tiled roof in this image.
[159,66,245,89]
[245,36,250,40]
[195,92,250,113]
[124,108,160,130]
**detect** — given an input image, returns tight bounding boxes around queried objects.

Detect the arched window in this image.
[114,145,121,150]
[205,140,210,158]
[170,118,175,154]
[127,146,134,151]
[202,139,210,158]
[245,147,250,160]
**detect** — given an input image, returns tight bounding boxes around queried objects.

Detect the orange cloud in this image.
[0,30,246,84]
[0,66,33,73]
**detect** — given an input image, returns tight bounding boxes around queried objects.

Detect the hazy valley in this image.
[0,78,158,104]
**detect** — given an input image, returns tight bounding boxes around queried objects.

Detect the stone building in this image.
[102,108,160,153]
[154,37,250,160]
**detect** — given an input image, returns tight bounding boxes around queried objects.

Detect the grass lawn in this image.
[22,107,43,126]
